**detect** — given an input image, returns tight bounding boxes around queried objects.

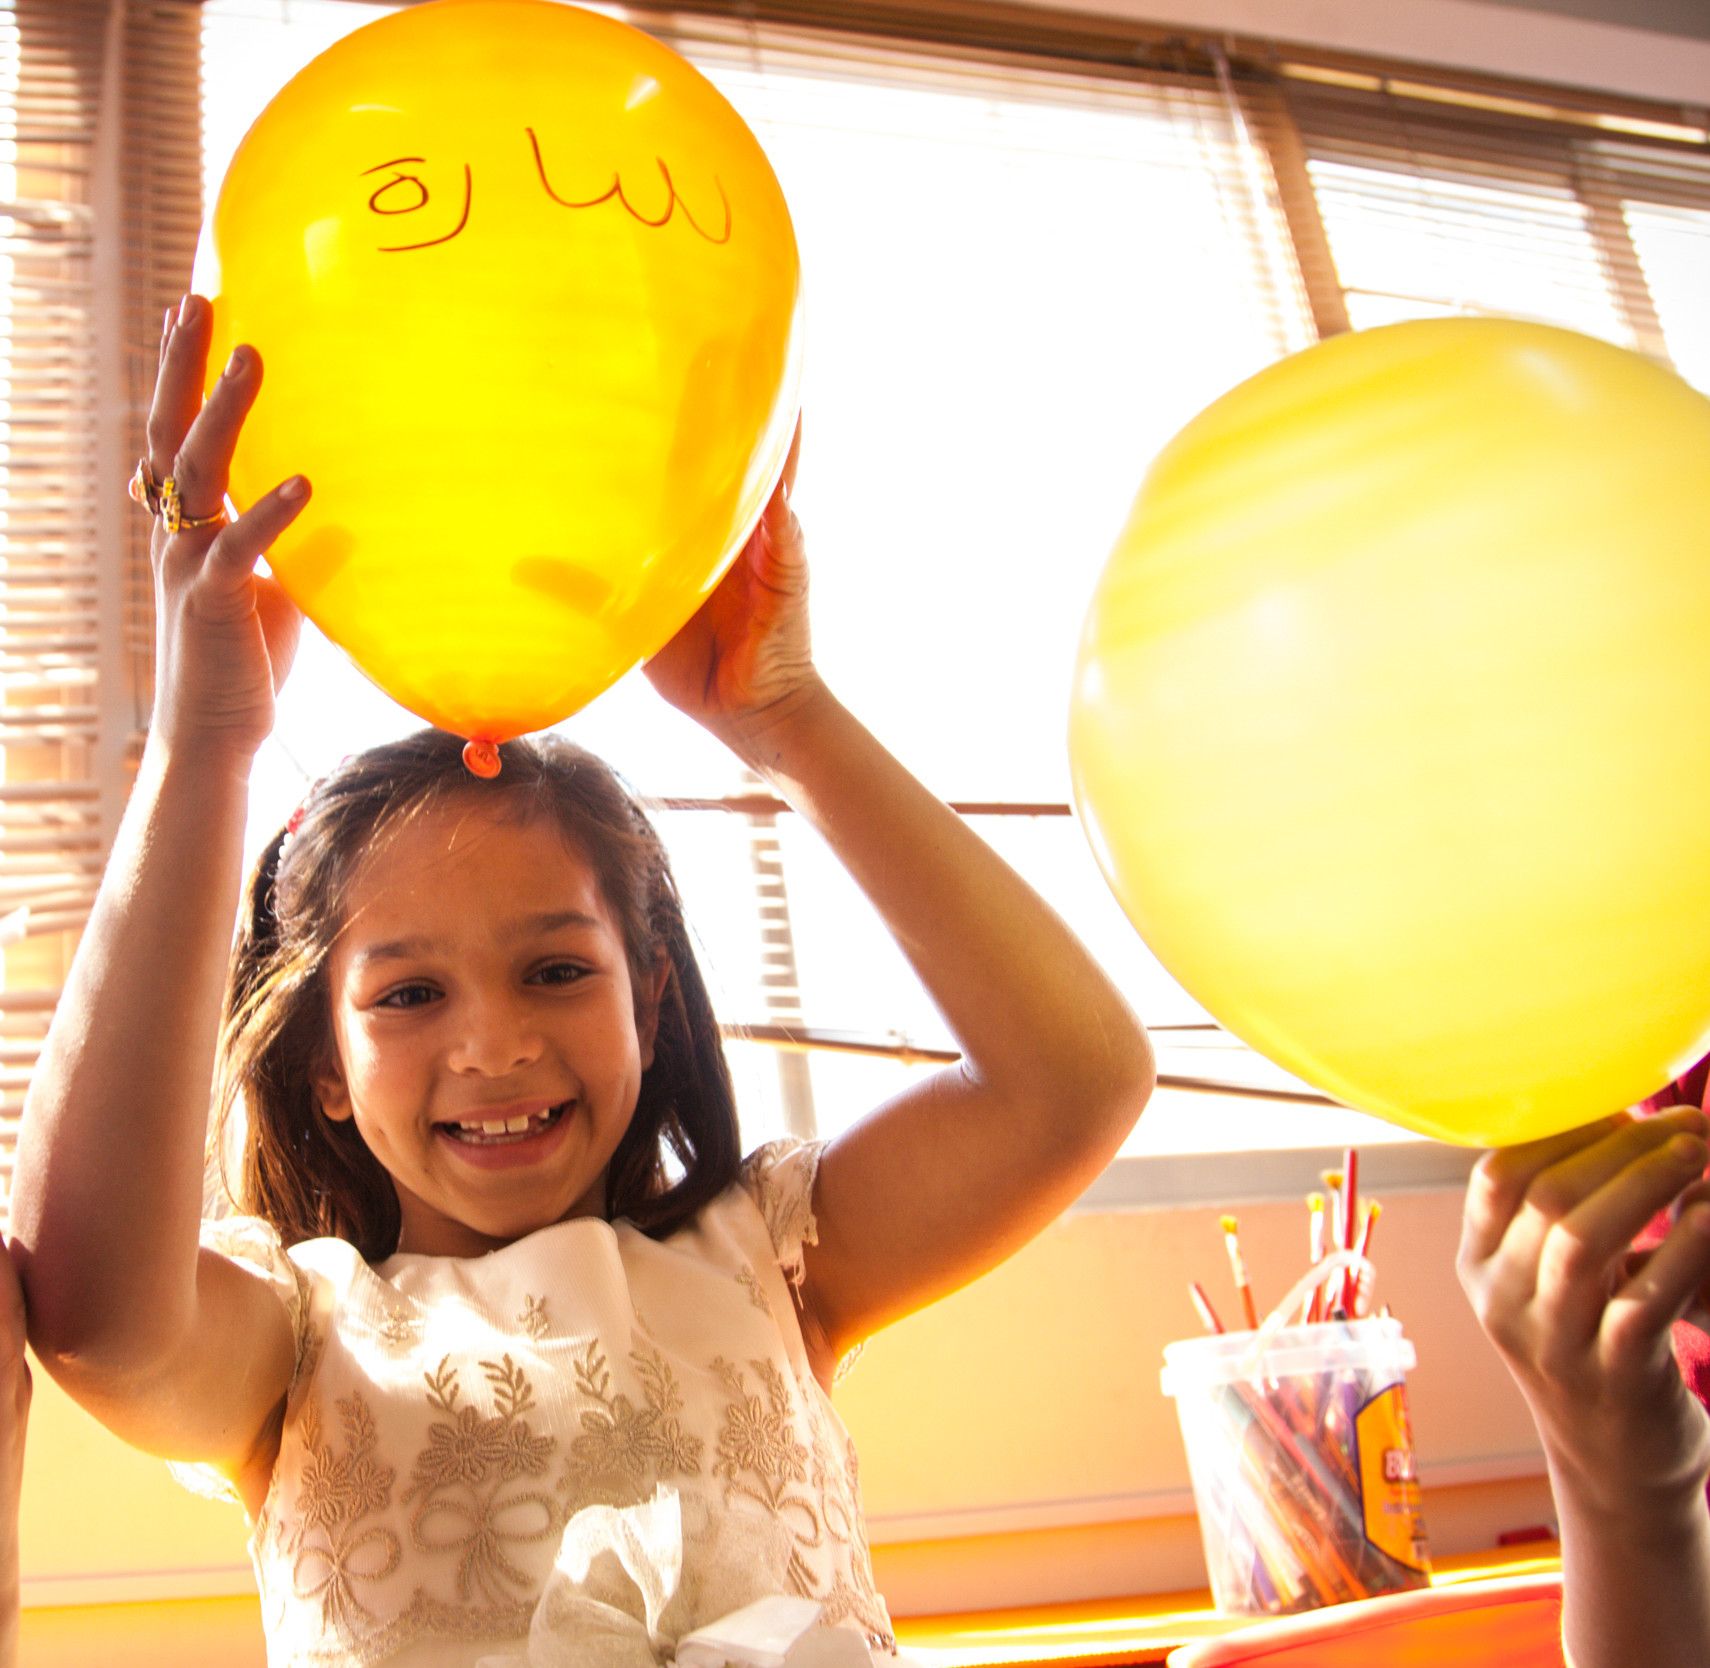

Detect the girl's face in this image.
[312,796,664,1257]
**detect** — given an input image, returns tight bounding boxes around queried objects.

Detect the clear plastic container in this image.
[1160,1318,1430,1616]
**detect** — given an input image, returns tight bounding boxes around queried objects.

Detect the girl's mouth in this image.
[438,1101,570,1147]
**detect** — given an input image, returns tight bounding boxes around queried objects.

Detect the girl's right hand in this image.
[145,294,311,766]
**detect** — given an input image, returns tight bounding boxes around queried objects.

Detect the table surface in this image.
[891,1545,1564,1667]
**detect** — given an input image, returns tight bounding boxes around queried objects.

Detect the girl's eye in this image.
[375,982,439,1010]
[530,961,589,987]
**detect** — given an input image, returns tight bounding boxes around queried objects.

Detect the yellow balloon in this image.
[196,0,801,742]
[1070,319,1710,1146]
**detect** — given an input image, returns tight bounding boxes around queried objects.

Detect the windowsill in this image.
[1076,1140,1479,1214]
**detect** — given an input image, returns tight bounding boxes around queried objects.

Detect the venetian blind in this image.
[1274,65,1710,384]
[0,0,201,1209]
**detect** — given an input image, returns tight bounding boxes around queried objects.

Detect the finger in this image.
[158,305,173,370]
[1604,1199,1710,1365]
[781,411,803,496]
[1461,1111,1705,1327]
[1461,1116,1632,1269]
[145,294,213,481]
[199,476,312,600]
[1529,1121,1710,1340]
[166,342,269,530]
[1526,1111,1709,1236]
[748,490,806,596]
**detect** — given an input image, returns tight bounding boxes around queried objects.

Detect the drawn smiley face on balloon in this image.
[197,0,801,744]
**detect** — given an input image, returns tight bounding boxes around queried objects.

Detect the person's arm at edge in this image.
[1458,1110,1710,1668]
[0,1235,29,1668]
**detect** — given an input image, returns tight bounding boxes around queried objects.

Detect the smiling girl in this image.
[10,297,1153,1667]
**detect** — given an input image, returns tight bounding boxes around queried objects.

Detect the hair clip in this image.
[279,803,308,852]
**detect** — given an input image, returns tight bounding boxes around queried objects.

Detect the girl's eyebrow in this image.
[350,911,604,969]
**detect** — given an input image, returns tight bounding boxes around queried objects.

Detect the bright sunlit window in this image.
[197,3,1710,1163]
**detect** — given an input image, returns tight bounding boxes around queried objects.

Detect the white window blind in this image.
[1278,70,1710,386]
[0,0,203,1208]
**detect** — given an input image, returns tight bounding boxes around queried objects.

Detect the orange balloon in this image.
[197,0,802,742]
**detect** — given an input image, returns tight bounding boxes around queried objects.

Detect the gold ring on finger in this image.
[160,474,227,535]
[127,458,163,517]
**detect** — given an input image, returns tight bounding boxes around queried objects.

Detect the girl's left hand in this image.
[643,419,817,748]
[1457,1108,1710,1514]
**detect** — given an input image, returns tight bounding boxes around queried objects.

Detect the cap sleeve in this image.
[736,1138,867,1385]
[737,1138,827,1291]
[167,1213,318,1506]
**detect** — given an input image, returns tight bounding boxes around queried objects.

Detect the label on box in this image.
[1355,1382,1429,1572]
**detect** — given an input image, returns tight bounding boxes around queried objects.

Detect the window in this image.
[4,2,1706,1205]
[202,2,1345,1159]
[1276,69,1710,386]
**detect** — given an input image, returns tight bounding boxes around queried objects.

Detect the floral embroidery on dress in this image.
[402,1356,562,1605]
[708,1357,892,1644]
[210,1154,897,1664]
[711,1356,820,1593]
[374,1304,421,1350]
[517,1294,551,1340]
[810,1424,890,1643]
[736,1264,773,1316]
[712,1357,811,1498]
[565,1338,704,1504]
[289,1393,403,1634]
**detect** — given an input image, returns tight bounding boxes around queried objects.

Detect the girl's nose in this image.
[449,994,545,1077]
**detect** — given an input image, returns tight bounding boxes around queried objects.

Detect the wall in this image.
[1021,0,1710,102]
[1476,0,1710,43]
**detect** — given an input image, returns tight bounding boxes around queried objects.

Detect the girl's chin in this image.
[397,1185,608,1257]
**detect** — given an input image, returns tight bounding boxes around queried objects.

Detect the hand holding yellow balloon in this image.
[197,0,801,744]
[1071,319,1710,1145]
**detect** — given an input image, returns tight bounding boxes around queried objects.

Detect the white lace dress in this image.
[188,1140,894,1668]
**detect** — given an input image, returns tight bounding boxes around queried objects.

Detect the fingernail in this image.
[1668,1132,1708,1165]
[279,475,309,502]
[162,306,175,337]
[178,295,202,327]
[223,348,246,380]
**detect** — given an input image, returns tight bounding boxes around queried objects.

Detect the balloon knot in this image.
[462,739,502,779]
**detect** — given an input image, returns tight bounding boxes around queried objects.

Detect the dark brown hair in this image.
[214,728,740,1260]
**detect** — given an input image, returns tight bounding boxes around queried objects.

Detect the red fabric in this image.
[1633,1063,1710,1474]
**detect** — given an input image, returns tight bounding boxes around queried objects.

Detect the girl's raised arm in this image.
[645,446,1155,1375]
[10,297,302,1486]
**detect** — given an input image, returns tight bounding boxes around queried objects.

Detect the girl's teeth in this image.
[446,1105,564,1143]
